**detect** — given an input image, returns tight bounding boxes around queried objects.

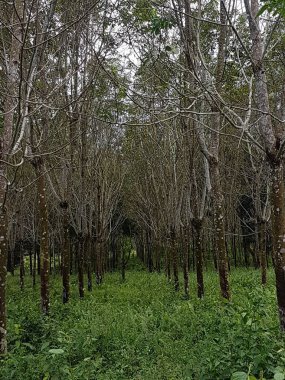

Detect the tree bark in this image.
[33,242,37,288]
[60,201,70,303]
[33,158,50,315]
[29,249,33,276]
[244,0,285,329]
[171,229,179,292]
[78,235,84,298]
[182,229,190,299]
[87,236,92,292]
[146,231,153,273]
[0,0,23,355]
[165,247,171,281]
[19,241,24,291]
[271,164,285,329]
[193,220,204,298]
[259,220,267,285]
[211,160,230,300]
[95,240,102,285]
[121,241,126,282]
[0,211,8,355]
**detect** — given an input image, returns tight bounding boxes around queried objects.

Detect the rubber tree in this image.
[244,0,285,329]
[173,0,230,298]
[0,0,23,355]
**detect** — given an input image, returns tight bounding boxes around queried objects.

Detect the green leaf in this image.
[14,323,21,335]
[48,348,64,354]
[22,342,35,350]
[41,342,50,351]
[231,372,248,380]
[256,3,269,16]
[274,373,285,380]
[43,373,50,380]
[257,0,285,17]
[246,318,253,326]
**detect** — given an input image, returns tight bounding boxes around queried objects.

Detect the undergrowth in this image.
[1,268,285,379]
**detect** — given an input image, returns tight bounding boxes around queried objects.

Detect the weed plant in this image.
[1,267,285,379]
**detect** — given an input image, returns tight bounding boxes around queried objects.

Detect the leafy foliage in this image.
[150,16,175,35]
[257,0,285,17]
[2,268,285,379]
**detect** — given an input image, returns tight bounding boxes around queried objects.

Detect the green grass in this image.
[1,268,285,380]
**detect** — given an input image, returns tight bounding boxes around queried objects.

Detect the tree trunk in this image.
[60,201,70,303]
[121,242,126,282]
[33,242,37,288]
[19,241,24,291]
[0,0,23,355]
[8,245,14,276]
[37,245,41,275]
[182,230,190,299]
[244,0,285,329]
[156,246,161,273]
[211,160,230,300]
[29,249,33,276]
[171,230,179,292]
[165,247,171,281]
[232,234,237,268]
[95,240,103,285]
[0,210,8,355]
[78,235,84,298]
[87,236,92,292]
[146,231,153,273]
[33,158,50,315]
[194,220,204,299]
[271,163,285,329]
[259,220,267,285]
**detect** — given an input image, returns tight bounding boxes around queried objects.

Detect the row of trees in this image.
[1,0,285,355]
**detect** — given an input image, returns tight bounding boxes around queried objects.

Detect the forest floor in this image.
[1,265,285,380]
